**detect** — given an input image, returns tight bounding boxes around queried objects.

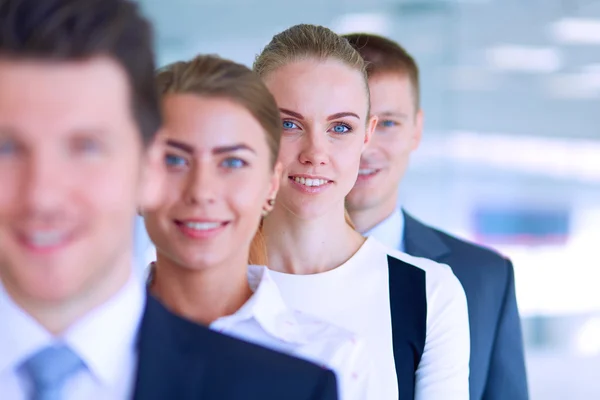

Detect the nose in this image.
[184,162,218,206]
[22,149,68,218]
[298,132,329,166]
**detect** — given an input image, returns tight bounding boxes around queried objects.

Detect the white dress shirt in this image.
[269,236,470,400]
[364,208,405,252]
[0,272,145,400]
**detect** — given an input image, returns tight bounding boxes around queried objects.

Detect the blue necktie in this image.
[23,344,84,400]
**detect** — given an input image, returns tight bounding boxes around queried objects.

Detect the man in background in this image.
[0,0,338,398]
[344,33,529,400]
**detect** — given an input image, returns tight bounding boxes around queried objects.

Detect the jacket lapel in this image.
[133,295,207,400]
[402,210,451,262]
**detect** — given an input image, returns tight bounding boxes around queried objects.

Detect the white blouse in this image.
[268,236,470,400]
[147,264,372,400]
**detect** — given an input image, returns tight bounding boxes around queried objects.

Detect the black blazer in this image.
[133,295,338,400]
[403,211,529,400]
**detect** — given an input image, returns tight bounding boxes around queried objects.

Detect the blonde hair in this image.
[155,54,280,265]
[254,24,364,229]
[156,54,281,166]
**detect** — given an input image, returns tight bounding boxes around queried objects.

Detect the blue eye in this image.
[71,136,103,155]
[283,121,298,130]
[221,158,247,169]
[380,120,398,128]
[0,140,16,156]
[331,124,350,134]
[165,154,186,167]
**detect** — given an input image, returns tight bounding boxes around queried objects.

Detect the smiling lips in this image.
[17,229,73,254]
[288,175,333,194]
[356,167,381,182]
[174,219,229,239]
[358,168,380,176]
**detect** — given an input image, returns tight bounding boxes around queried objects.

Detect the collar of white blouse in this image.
[146,263,310,345]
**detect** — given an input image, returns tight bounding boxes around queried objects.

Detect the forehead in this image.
[162,94,268,151]
[0,57,133,138]
[368,73,416,115]
[264,59,368,119]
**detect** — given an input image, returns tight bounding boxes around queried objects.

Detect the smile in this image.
[291,176,330,187]
[358,168,380,176]
[174,219,229,239]
[17,228,73,254]
[182,221,223,231]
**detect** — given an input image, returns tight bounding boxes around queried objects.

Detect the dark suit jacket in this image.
[403,211,529,400]
[133,295,338,400]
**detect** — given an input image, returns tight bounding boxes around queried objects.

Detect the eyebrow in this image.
[279,108,361,121]
[279,108,304,120]
[166,139,256,155]
[213,144,256,155]
[327,112,360,121]
[377,111,409,120]
[166,139,194,154]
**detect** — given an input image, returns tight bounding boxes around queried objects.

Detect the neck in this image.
[151,251,252,326]
[263,202,365,275]
[349,192,399,234]
[3,250,133,336]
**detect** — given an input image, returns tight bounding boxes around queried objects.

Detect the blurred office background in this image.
[138,0,600,398]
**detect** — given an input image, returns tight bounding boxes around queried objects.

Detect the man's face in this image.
[0,57,162,307]
[346,73,423,214]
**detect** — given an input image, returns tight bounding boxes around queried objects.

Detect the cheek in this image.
[339,141,365,170]
[227,176,269,224]
[277,139,300,169]
[80,162,141,225]
[0,169,20,215]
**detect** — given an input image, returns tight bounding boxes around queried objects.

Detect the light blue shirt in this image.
[133,216,154,277]
[363,209,405,252]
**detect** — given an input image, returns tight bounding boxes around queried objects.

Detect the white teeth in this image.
[184,222,221,230]
[293,177,328,187]
[29,231,65,247]
[358,169,377,176]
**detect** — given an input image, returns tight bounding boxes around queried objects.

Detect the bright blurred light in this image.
[551,18,600,44]
[575,318,600,356]
[331,13,391,36]
[414,131,600,183]
[544,73,600,99]
[485,45,562,73]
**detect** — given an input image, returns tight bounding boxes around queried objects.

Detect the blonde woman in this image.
[142,54,371,400]
[255,25,470,400]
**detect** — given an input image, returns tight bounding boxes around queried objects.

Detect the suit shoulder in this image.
[430,225,510,267]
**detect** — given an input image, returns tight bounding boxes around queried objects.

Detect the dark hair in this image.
[156,55,282,167]
[343,33,420,110]
[0,0,160,144]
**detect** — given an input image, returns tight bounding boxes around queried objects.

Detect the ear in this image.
[262,161,282,215]
[364,115,378,151]
[138,132,166,213]
[411,109,424,151]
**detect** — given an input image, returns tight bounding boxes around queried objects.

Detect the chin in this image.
[17,272,89,303]
[346,191,381,212]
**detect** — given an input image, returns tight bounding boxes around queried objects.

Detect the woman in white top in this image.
[141,54,370,400]
[254,25,471,400]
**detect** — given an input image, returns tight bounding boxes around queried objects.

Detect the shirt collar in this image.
[0,270,145,388]
[64,271,145,387]
[363,208,405,252]
[0,280,53,377]
[212,265,310,345]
